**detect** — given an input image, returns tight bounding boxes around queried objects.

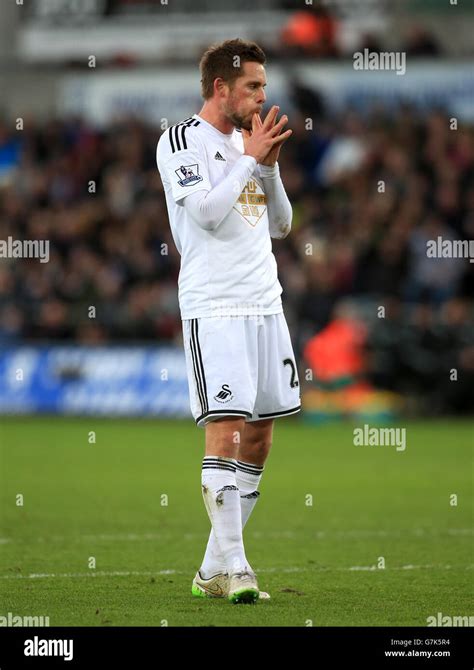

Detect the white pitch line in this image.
[0,528,472,545]
[0,570,179,580]
[1,564,472,580]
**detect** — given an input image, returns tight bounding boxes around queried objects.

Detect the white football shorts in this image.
[181,312,301,428]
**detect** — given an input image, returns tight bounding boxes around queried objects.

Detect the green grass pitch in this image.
[0,416,472,627]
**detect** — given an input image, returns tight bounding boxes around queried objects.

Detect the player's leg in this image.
[196,420,274,602]
[239,418,274,465]
[196,417,240,584]
[198,416,259,602]
[235,418,273,528]
[193,316,261,601]
[183,316,260,601]
[204,415,243,458]
[201,417,248,578]
[199,418,272,578]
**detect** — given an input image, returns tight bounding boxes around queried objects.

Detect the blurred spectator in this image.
[403,24,442,58]
[279,9,339,58]
[358,32,385,55]
[404,214,466,305]
[0,118,21,187]
[438,298,474,413]
[303,300,368,388]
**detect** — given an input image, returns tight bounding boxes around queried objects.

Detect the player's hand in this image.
[256,106,292,166]
[242,105,292,165]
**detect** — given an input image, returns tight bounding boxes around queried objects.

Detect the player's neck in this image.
[197,104,234,136]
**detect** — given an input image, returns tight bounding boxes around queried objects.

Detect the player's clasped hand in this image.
[242,105,292,166]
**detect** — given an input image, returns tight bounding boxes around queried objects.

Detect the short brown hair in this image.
[199,38,266,100]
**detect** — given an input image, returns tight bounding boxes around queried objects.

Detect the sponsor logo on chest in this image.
[234,179,267,227]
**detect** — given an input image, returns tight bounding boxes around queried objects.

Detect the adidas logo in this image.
[214,151,226,161]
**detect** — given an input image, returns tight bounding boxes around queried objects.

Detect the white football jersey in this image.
[156,113,285,319]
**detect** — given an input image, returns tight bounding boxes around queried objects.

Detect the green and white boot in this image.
[228,570,259,604]
[191,570,270,601]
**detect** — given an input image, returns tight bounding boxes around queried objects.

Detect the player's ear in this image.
[214,77,228,97]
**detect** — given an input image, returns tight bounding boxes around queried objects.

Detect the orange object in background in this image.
[303,317,367,384]
[302,312,403,420]
[281,10,338,55]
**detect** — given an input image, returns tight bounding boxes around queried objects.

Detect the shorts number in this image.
[283,358,299,389]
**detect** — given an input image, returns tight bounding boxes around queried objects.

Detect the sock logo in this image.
[241,491,260,499]
[215,484,239,506]
[214,384,234,403]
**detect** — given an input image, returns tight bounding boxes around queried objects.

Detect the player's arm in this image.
[182,156,257,232]
[188,109,293,235]
[182,122,291,232]
[157,126,256,232]
[259,162,292,239]
[243,106,293,239]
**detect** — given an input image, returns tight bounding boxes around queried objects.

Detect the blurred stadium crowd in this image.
[0,94,473,413]
[268,8,444,60]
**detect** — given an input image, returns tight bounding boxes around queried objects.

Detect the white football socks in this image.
[200,456,251,576]
[200,457,264,578]
[235,459,264,527]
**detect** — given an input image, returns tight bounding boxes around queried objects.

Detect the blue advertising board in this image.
[0,346,191,417]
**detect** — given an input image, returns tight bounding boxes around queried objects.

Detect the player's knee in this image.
[240,433,272,461]
[205,415,245,458]
[241,419,274,461]
[247,440,272,462]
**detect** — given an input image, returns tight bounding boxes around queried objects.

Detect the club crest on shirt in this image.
[234,178,267,227]
[175,164,203,187]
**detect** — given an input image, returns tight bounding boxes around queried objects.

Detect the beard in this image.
[226,108,253,131]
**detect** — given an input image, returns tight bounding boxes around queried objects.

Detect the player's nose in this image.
[256,87,266,104]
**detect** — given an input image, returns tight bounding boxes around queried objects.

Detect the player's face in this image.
[224,62,267,131]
